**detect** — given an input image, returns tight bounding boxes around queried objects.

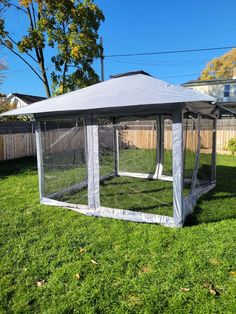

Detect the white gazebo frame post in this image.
[172,110,184,226]
[35,120,44,201]
[86,114,100,213]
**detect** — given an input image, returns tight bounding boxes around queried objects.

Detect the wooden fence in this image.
[0,119,236,161]
[122,119,236,154]
[217,119,236,152]
[0,122,36,161]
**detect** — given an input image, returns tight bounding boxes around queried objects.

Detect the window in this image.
[224,84,230,97]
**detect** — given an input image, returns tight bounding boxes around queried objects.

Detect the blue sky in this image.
[1,0,236,96]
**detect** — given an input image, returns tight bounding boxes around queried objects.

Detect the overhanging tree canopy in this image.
[0,0,104,96]
[200,48,236,80]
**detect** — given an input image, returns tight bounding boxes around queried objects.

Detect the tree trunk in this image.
[38,47,51,98]
[39,62,51,98]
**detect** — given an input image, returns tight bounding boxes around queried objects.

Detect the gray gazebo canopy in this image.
[3,71,220,227]
[4,71,216,117]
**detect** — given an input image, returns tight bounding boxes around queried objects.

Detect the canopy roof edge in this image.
[1,73,216,118]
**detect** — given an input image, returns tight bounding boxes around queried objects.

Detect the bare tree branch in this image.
[31,2,37,28]
[7,2,28,14]
[5,34,38,63]
[26,5,41,65]
[27,6,35,31]
[0,39,45,84]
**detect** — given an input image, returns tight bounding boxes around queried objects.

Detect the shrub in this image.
[227,138,236,155]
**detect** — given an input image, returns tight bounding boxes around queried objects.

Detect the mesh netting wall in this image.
[183,114,214,194]
[183,114,198,196]
[37,113,215,222]
[198,117,214,185]
[162,116,173,176]
[183,114,198,181]
[98,118,115,177]
[118,119,158,174]
[98,117,173,217]
[40,119,88,204]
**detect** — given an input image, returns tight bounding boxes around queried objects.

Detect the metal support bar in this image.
[113,122,119,176]
[190,114,201,194]
[153,115,164,179]
[211,118,217,183]
[159,115,164,177]
[118,171,173,181]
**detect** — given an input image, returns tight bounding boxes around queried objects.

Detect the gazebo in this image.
[3,71,220,227]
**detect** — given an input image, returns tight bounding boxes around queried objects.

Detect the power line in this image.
[2,68,43,76]
[1,69,29,74]
[159,73,200,79]
[105,45,236,58]
[106,58,210,66]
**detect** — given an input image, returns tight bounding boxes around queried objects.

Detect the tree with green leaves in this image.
[200,48,236,80]
[0,0,104,97]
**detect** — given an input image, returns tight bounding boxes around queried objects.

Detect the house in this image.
[6,93,47,108]
[183,70,236,115]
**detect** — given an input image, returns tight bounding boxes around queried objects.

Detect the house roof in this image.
[183,78,236,87]
[9,93,47,104]
[2,72,216,117]
[110,70,151,79]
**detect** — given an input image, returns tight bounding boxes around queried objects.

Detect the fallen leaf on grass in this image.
[36,280,45,287]
[203,282,213,289]
[113,244,120,251]
[128,294,142,306]
[203,282,220,296]
[91,259,98,265]
[209,288,217,296]
[229,271,236,277]
[75,273,81,280]
[180,288,190,292]
[140,265,153,273]
[209,258,221,265]
[112,281,121,288]
[79,247,87,253]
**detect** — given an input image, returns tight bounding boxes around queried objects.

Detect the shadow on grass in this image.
[127,202,173,212]
[0,156,37,179]
[101,187,170,198]
[186,164,236,226]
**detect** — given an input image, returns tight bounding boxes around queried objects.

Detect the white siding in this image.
[191,82,236,102]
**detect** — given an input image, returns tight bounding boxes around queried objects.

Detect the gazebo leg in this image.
[158,115,164,177]
[172,111,184,227]
[86,115,100,213]
[35,120,44,201]
[211,118,217,183]
[113,122,119,176]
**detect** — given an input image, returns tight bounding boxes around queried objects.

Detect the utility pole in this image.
[100,37,105,81]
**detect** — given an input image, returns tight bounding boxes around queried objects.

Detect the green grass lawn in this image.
[100,176,174,216]
[0,155,236,313]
